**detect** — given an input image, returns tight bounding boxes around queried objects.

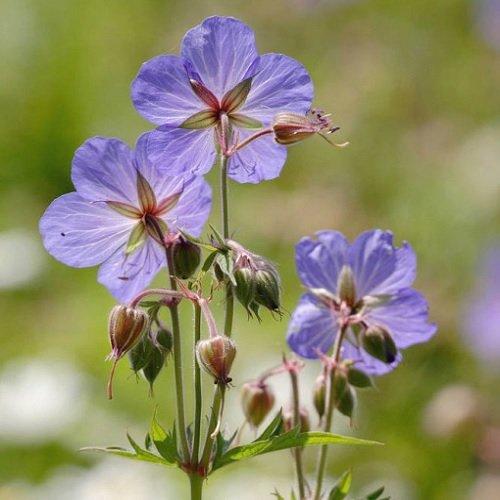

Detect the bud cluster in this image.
[227,240,281,316]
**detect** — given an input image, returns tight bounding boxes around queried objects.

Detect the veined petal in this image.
[39,192,135,268]
[295,231,349,292]
[181,16,260,98]
[71,137,138,205]
[131,55,202,127]
[146,127,216,177]
[227,130,287,183]
[239,53,313,125]
[287,293,337,359]
[366,289,437,349]
[98,239,165,302]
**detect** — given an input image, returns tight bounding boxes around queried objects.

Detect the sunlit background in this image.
[1,0,499,498]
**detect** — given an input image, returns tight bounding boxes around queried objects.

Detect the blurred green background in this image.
[1,0,499,498]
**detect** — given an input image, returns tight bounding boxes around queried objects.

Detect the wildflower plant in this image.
[40,15,435,500]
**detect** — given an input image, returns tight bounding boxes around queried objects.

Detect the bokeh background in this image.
[1,0,499,498]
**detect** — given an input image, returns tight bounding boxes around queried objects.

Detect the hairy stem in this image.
[191,303,202,467]
[165,247,190,462]
[200,384,225,473]
[313,324,348,500]
[290,369,307,499]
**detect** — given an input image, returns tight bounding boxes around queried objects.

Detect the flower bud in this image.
[313,373,327,419]
[254,267,281,312]
[108,305,148,360]
[362,325,398,363]
[347,367,373,388]
[196,335,236,384]
[336,386,356,419]
[332,367,348,403]
[171,235,201,279]
[234,266,256,310]
[284,407,311,433]
[241,380,275,428]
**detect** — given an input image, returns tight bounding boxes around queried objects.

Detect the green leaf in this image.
[212,430,381,471]
[253,410,283,442]
[365,486,385,499]
[150,413,179,464]
[80,433,172,466]
[328,470,352,500]
[214,429,238,462]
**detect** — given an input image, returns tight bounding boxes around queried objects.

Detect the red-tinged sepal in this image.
[136,171,157,213]
[221,77,252,114]
[189,79,219,109]
[107,201,142,219]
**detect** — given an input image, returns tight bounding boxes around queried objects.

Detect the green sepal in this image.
[230,113,263,129]
[125,223,147,255]
[221,77,252,113]
[347,368,373,388]
[178,229,219,252]
[328,470,352,500]
[212,430,381,472]
[216,253,236,286]
[366,486,387,500]
[202,250,219,273]
[180,109,218,129]
[337,386,356,418]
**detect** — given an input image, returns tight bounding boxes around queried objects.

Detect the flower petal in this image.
[367,289,437,349]
[341,341,402,376]
[98,239,165,302]
[181,16,259,98]
[39,192,134,268]
[295,231,349,291]
[71,137,138,205]
[131,55,203,127]
[227,130,287,183]
[348,230,415,297]
[164,176,212,237]
[239,53,313,125]
[287,293,337,359]
[146,127,216,177]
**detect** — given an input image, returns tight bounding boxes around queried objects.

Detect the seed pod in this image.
[196,336,237,384]
[241,380,275,428]
[171,235,201,279]
[284,407,311,433]
[108,305,148,360]
[337,386,356,418]
[313,373,327,420]
[362,325,398,364]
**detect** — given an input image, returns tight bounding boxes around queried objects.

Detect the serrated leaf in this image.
[253,410,283,442]
[212,430,381,471]
[150,413,179,464]
[365,486,385,499]
[328,470,352,500]
[214,429,238,462]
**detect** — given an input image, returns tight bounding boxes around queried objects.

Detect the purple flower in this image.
[131,16,313,184]
[287,230,436,375]
[463,245,500,365]
[39,135,211,302]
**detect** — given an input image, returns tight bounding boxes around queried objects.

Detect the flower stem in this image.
[290,368,307,499]
[191,302,202,467]
[313,324,348,500]
[189,473,204,500]
[165,247,190,462]
[219,154,234,337]
[200,384,225,472]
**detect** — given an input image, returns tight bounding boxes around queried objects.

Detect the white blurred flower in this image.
[0,229,45,290]
[422,384,483,439]
[469,473,500,500]
[0,358,88,443]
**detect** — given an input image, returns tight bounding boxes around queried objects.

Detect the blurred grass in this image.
[0,0,499,498]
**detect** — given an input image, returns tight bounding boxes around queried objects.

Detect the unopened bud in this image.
[332,366,348,403]
[336,385,356,419]
[336,265,357,307]
[234,266,256,309]
[362,325,398,363]
[171,235,201,279]
[313,373,327,419]
[241,380,275,428]
[347,367,373,388]
[254,267,281,312]
[108,305,148,360]
[196,336,237,384]
[284,407,311,433]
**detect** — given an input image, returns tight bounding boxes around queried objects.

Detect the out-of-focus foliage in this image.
[0,0,499,498]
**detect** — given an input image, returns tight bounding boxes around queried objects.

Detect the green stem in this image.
[290,369,307,499]
[165,247,190,462]
[200,384,225,472]
[189,473,204,500]
[191,303,202,466]
[313,325,348,500]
